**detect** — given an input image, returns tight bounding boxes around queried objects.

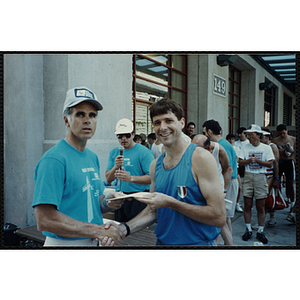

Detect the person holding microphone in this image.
[105,118,154,222]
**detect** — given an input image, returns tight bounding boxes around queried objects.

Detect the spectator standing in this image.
[32,87,125,247]
[238,125,275,244]
[134,134,142,144]
[226,133,243,213]
[202,120,238,246]
[105,118,154,222]
[261,128,280,226]
[234,127,250,149]
[234,127,249,178]
[186,121,196,138]
[147,133,156,149]
[272,124,296,217]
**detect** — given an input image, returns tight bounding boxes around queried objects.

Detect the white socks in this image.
[258,226,264,233]
[246,224,252,231]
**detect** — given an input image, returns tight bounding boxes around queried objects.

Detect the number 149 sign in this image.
[213,74,226,97]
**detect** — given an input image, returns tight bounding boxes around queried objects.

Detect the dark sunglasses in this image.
[117,133,132,139]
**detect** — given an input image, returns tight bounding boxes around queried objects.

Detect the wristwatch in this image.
[122,223,130,236]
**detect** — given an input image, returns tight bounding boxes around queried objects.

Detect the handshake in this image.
[95,191,129,247]
[98,222,126,247]
[94,221,127,247]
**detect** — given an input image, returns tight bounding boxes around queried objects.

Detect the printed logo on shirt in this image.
[177,186,187,199]
[92,173,101,181]
[82,167,95,173]
[123,158,133,167]
[82,176,94,222]
[249,152,263,170]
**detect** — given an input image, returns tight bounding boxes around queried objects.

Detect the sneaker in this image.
[256,232,268,244]
[236,203,243,213]
[286,214,296,224]
[266,219,277,226]
[242,230,252,241]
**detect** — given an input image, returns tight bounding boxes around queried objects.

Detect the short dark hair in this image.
[226,133,236,140]
[134,134,142,142]
[147,133,156,140]
[150,98,184,121]
[202,119,222,135]
[187,122,196,128]
[204,136,211,148]
[237,127,247,134]
[277,124,287,132]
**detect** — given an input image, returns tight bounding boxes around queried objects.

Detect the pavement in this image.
[220,184,297,248]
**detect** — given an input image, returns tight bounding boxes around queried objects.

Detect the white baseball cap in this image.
[262,130,271,135]
[62,87,103,114]
[115,118,134,134]
[244,124,264,134]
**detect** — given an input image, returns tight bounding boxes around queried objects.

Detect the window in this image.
[132,54,188,137]
[228,65,241,134]
[283,93,292,126]
[264,80,276,127]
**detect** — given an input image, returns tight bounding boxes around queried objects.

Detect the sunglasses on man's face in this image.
[117,133,131,139]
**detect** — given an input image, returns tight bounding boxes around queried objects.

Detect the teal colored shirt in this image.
[106,143,154,193]
[218,138,238,179]
[32,139,105,240]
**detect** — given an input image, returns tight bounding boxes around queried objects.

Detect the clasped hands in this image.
[100,192,170,246]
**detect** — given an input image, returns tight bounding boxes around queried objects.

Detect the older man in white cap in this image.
[105,118,154,222]
[238,124,275,244]
[32,87,125,247]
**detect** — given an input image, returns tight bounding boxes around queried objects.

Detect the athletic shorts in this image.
[242,172,268,199]
[279,159,295,181]
[225,178,239,218]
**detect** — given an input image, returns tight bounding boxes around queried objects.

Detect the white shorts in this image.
[225,178,239,218]
[44,237,99,247]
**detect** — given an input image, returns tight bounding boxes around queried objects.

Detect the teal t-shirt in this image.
[32,139,105,240]
[218,138,238,179]
[106,143,154,193]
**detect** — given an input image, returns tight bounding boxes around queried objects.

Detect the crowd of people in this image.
[32,86,296,247]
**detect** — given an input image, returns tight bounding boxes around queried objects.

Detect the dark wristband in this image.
[123,223,130,236]
[273,176,279,180]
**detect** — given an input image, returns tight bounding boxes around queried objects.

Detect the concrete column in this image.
[4,54,44,227]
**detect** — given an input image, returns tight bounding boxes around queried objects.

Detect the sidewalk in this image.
[223,184,297,247]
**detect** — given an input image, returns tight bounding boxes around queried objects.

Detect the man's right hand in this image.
[115,155,124,169]
[99,223,125,246]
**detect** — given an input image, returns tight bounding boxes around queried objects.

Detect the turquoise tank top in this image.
[154,143,220,245]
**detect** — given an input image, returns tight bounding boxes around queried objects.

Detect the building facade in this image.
[3,53,296,228]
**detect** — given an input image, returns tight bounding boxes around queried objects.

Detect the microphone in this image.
[119,146,124,170]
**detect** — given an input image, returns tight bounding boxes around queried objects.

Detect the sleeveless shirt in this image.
[211,143,224,191]
[265,142,275,179]
[154,143,221,245]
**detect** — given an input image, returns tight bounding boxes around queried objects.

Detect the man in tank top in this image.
[192,134,234,245]
[108,99,226,246]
